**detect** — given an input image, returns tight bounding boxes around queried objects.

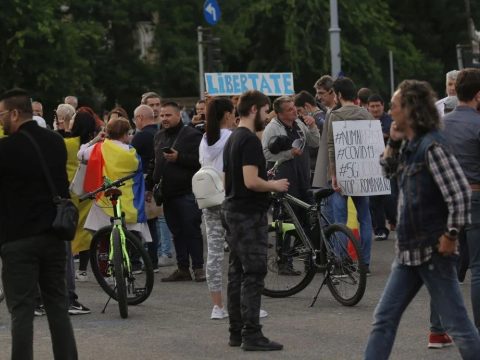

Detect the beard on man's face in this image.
[254,111,265,132]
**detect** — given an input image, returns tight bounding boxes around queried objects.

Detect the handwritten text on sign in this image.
[205,72,295,96]
[332,120,390,196]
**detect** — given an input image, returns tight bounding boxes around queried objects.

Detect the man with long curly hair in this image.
[364,80,480,359]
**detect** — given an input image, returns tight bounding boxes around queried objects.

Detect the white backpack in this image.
[192,166,225,209]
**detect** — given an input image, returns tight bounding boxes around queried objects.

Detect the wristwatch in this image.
[445,227,459,240]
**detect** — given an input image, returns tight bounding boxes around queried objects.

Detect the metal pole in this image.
[456,44,464,70]
[329,0,341,78]
[389,50,394,97]
[197,26,205,99]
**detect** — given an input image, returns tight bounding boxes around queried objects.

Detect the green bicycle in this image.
[80,174,154,318]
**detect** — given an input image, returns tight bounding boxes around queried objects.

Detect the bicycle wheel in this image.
[90,226,154,305]
[112,228,128,318]
[263,223,316,298]
[324,224,366,306]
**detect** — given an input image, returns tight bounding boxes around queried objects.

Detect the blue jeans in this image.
[156,214,173,257]
[331,192,372,265]
[467,191,480,332]
[430,191,480,334]
[364,254,480,360]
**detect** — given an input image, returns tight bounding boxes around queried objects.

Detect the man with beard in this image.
[151,102,205,282]
[0,89,78,359]
[364,80,480,359]
[221,90,289,351]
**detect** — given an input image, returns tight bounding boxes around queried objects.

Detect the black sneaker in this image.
[278,265,301,276]
[34,305,46,316]
[161,268,192,282]
[132,264,143,275]
[374,233,388,241]
[68,300,91,315]
[241,336,283,351]
[229,334,242,347]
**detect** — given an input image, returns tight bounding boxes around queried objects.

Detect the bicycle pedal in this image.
[133,288,146,296]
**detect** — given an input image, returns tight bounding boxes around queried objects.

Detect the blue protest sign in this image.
[204,72,295,96]
[204,0,221,26]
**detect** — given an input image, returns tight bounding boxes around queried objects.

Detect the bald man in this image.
[131,104,160,270]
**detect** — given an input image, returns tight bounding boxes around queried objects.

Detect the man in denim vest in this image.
[364,80,480,360]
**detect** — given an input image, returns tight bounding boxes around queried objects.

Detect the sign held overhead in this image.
[205,72,295,96]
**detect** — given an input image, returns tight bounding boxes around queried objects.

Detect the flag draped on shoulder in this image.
[84,139,146,223]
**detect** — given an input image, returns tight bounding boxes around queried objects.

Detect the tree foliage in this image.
[0,0,477,118]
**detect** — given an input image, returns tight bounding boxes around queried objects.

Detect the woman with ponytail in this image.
[199,97,235,319]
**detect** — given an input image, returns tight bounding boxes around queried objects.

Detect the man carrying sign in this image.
[327,77,374,273]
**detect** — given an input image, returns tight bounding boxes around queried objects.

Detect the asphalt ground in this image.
[0,232,475,360]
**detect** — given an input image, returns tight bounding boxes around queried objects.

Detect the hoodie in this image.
[199,128,232,172]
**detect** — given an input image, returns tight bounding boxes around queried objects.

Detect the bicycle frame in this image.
[107,191,132,275]
[272,193,329,263]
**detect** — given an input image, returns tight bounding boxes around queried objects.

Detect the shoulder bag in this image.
[21,131,79,241]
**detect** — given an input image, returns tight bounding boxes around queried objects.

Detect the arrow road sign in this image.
[204,0,221,26]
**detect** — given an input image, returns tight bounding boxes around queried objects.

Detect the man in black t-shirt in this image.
[222,90,289,351]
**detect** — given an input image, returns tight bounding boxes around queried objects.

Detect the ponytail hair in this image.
[205,97,234,146]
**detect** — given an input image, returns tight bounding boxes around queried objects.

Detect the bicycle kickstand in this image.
[310,270,330,307]
[101,288,116,314]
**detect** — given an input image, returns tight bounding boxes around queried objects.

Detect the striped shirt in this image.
[394,144,471,266]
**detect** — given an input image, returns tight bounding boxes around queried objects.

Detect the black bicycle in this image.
[264,166,367,306]
[80,174,154,318]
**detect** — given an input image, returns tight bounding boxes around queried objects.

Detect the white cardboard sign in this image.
[332,120,390,196]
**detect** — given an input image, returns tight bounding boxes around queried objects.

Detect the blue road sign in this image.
[204,0,221,26]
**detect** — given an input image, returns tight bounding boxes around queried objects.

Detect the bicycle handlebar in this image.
[79,173,136,202]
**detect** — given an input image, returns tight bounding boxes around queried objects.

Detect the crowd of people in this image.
[0,66,480,359]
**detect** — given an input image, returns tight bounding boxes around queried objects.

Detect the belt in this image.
[470,184,480,191]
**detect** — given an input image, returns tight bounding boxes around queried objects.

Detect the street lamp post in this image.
[329,0,341,78]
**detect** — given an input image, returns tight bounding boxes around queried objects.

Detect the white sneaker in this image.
[75,270,88,282]
[158,255,175,267]
[211,305,229,320]
[260,309,268,318]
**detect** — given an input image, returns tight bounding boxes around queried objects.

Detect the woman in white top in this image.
[199,98,235,319]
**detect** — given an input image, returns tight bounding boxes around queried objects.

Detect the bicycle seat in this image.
[105,188,122,198]
[309,188,335,203]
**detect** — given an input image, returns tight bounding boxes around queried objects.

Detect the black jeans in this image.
[1,233,78,360]
[146,218,159,268]
[369,194,396,236]
[163,193,204,269]
[222,209,268,340]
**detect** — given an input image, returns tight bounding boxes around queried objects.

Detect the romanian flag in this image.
[84,139,146,224]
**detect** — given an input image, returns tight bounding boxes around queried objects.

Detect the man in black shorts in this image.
[222,90,289,351]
